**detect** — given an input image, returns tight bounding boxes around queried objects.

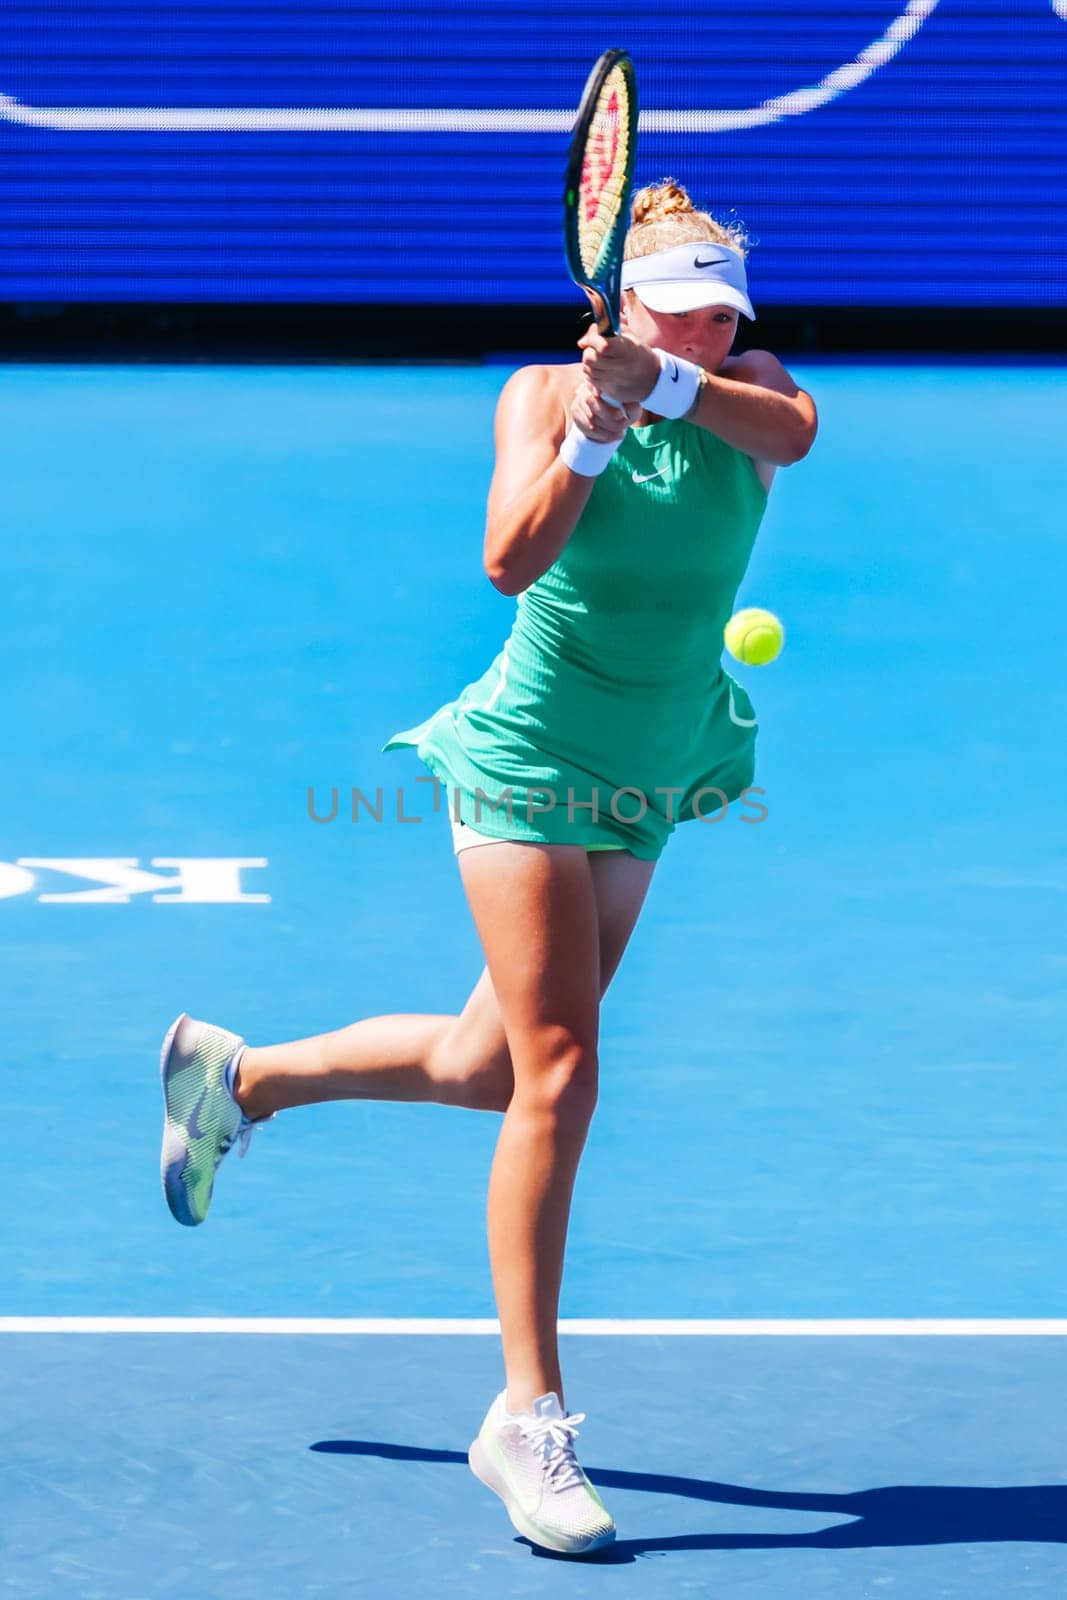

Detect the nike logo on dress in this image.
[694,254,729,268]
[632,468,669,484]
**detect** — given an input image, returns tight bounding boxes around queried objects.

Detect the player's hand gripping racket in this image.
[563,49,638,408]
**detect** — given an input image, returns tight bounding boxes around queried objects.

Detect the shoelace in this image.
[517,1410,588,1492]
[220,1112,273,1161]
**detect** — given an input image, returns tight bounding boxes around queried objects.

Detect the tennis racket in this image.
[563,49,638,345]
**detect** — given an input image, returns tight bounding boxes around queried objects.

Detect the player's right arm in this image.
[483,364,631,596]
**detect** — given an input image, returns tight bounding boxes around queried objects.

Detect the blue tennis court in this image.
[3,361,1066,1595]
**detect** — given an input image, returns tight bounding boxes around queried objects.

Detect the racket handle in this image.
[589,295,624,409]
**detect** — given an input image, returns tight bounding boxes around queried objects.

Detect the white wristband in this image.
[558,421,622,478]
[641,349,704,420]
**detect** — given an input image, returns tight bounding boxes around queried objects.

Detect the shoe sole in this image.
[159,1011,199,1227]
[468,1436,616,1556]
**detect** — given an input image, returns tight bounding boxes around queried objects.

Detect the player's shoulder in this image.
[494,361,579,435]
[720,348,800,395]
[497,361,580,404]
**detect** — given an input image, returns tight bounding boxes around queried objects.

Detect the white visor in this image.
[621,241,756,321]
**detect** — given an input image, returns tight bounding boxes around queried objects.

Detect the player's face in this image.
[621,291,740,371]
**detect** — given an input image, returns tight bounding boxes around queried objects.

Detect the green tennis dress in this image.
[382,413,769,861]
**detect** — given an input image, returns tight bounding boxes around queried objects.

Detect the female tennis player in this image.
[159,180,817,1557]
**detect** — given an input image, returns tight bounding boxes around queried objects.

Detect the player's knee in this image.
[428,1024,514,1113]
[461,1058,515,1113]
[513,1034,599,1126]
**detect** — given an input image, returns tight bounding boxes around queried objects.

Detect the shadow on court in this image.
[311,1439,1067,1561]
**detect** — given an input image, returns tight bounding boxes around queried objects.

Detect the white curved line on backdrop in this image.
[0,0,940,133]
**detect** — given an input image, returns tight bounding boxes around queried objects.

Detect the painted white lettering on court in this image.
[8,858,270,903]
[0,862,37,899]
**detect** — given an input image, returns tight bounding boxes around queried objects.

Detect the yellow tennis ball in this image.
[724,607,784,666]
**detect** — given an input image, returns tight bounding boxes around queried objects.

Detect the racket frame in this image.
[563,48,638,339]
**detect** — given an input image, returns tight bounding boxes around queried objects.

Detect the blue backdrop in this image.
[1,0,1064,307]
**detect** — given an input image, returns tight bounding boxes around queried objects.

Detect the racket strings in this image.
[577,64,633,279]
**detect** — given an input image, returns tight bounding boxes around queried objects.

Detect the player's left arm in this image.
[693,349,817,467]
[580,330,816,466]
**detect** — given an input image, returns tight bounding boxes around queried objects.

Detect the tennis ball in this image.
[724,607,784,666]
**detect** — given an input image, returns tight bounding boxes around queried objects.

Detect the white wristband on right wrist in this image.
[558,421,622,478]
[641,349,703,420]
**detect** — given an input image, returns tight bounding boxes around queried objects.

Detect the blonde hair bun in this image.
[631,180,697,228]
[624,177,752,262]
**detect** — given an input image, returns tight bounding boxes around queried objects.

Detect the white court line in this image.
[0,0,939,134]
[3,1318,1067,1335]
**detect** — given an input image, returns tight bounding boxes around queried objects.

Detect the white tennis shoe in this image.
[468,1389,616,1555]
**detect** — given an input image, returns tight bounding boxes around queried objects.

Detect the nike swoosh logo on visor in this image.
[633,468,668,483]
[694,254,729,268]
